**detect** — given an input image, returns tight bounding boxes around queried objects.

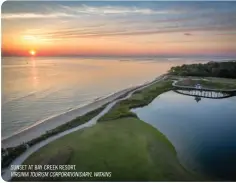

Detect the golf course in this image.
[6,61,236,181]
[12,78,208,181]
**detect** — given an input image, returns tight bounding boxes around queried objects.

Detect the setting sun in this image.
[29,50,36,56]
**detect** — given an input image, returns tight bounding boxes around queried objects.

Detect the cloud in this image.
[2,4,181,19]
[59,5,178,15]
[29,25,236,41]
[2,12,77,19]
[184,33,192,36]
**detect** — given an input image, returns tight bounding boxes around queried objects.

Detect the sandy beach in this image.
[1,87,134,148]
[2,75,165,148]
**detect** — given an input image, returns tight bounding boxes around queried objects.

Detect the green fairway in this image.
[16,79,207,181]
[18,117,201,181]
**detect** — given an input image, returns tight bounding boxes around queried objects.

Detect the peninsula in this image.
[2,61,236,181]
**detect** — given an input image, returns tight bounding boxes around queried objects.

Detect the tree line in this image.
[168,61,236,78]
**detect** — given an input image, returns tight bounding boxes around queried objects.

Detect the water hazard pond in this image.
[132,90,236,181]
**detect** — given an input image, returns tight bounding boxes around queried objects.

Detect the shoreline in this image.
[2,75,166,181]
[1,87,133,141]
[3,61,236,181]
[2,75,165,148]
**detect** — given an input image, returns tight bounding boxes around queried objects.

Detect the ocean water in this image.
[2,56,195,139]
[132,91,236,180]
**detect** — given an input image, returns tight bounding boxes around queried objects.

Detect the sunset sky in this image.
[2,1,236,57]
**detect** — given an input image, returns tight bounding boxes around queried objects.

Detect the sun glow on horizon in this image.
[2,2,236,57]
[29,50,36,56]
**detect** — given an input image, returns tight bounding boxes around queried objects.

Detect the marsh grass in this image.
[98,80,173,122]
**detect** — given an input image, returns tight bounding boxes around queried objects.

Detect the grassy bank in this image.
[15,78,206,181]
[98,80,173,122]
